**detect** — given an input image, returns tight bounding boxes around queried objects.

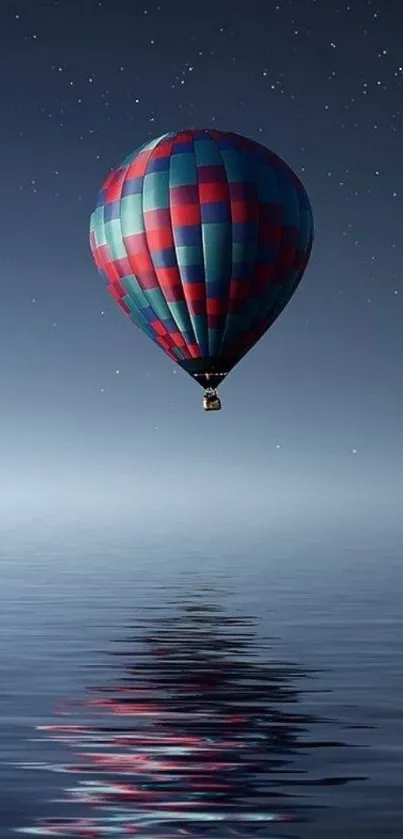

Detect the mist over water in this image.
[1,517,403,837]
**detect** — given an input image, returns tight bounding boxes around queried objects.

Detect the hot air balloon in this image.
[89,129,314,411]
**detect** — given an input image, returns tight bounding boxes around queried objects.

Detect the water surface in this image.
[1,518,402,836]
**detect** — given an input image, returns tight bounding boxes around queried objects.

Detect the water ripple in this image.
[14,588,363,837]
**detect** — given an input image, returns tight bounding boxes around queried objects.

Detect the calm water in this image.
[0,517,402,837]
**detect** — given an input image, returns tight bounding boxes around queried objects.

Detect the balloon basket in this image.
[203,389,222,412]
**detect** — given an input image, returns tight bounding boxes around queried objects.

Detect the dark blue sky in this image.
[1,0,402,524]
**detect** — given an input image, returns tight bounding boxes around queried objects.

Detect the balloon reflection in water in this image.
[16,594,363,837]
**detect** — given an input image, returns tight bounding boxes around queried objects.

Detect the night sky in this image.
[1,0,402,525]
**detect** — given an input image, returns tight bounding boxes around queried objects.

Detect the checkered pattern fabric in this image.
[90,129,314,377]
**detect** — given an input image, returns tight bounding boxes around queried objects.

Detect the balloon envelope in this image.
[90,129,314,390]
